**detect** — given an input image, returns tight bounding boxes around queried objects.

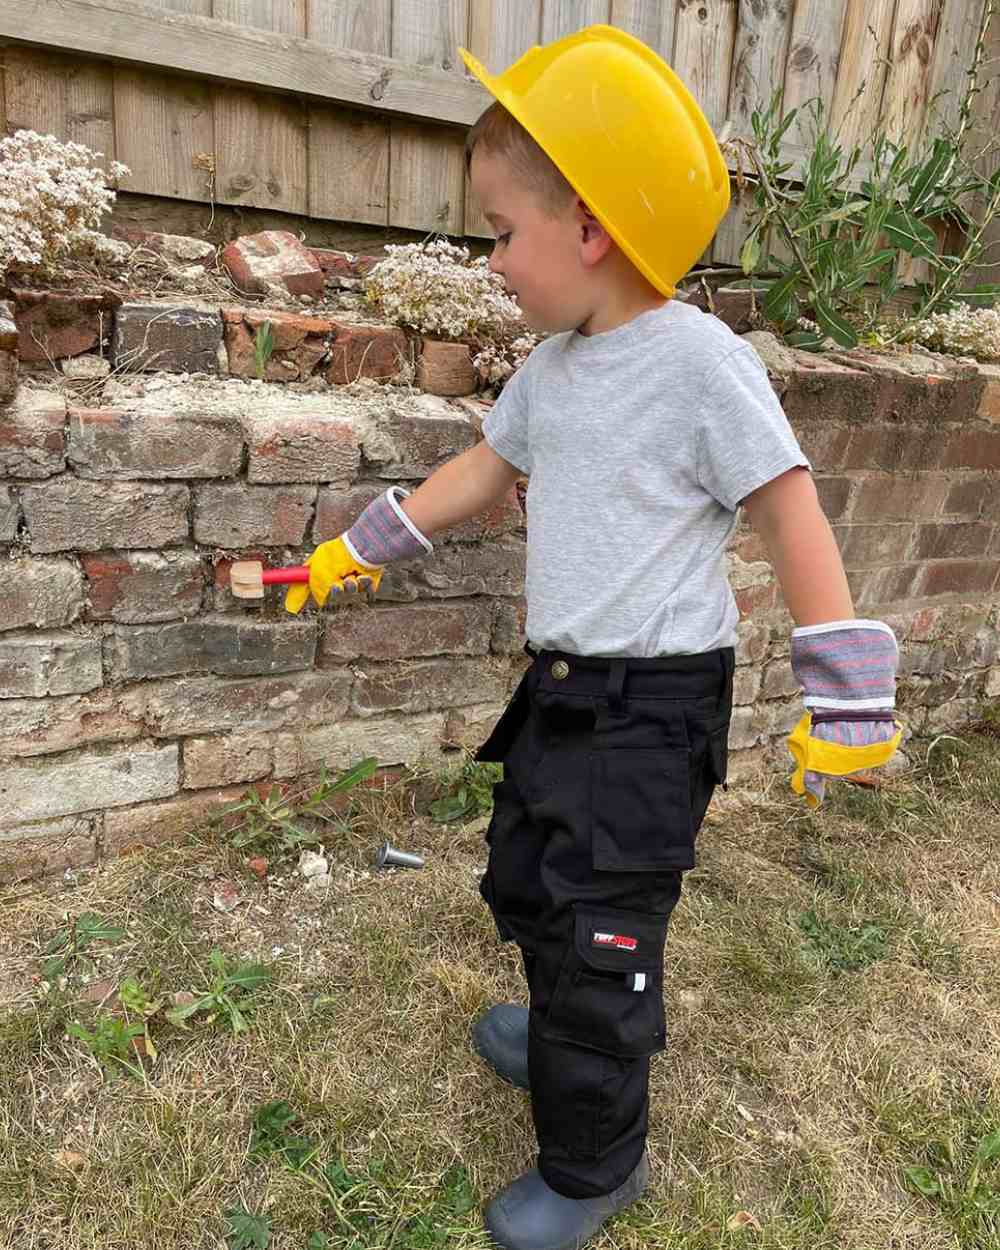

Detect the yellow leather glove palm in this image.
[284,537,383,613]
[787,713,903,809]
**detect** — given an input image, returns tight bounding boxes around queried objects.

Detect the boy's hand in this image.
[787,620,902,808]
[284,537,383,613]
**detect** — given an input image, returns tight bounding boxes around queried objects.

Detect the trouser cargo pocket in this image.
[538,905,669,1059]
[591,744,694,871]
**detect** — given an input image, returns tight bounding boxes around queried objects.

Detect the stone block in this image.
[0,389,67,478]
[82,550,204,623]
[273,710,448,778]
[325,320,411,386]
[182,733,272,788]
[10,288,118,362]
[0,557,84,632]
[732,666,762,705]
[0,313,17,404]
[101,786,246,857]
[365,393,479,478]
[245,410,359,484]
[0,485,18,541]
[118,669,352,738]
[112,302,223,373]
[0,815,98,884]
[113,228,216,269]
[0,629,103,697]
[69,408,243,479]
[416,339,477,396]
[0,688,143,758]
[321,601,494,662]
[0,742,178,827]
[350,657,510,717]
[21,480,190,553]
[222,307,332,382]
[108,616,317,682]
[222,231,324,300]
[735,620,770,666]
[761,659,799,700]
[378,538,526,602]
[193,483,315,547]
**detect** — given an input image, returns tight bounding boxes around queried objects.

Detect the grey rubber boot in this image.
[471,1004,530,1091]
[484,1153,649,1250]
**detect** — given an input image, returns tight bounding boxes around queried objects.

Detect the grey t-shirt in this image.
[483,299,809,657]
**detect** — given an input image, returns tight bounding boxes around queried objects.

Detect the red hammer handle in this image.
[260,566,310,586]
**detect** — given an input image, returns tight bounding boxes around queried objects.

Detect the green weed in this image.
[165,949,271,1033]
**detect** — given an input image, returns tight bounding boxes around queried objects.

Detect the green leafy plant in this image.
[429,759,502,824]
[41,912,125,980]
[253,319,275,379]
[67,1013,145,1076]
[250,1100,318,1170]
[165,949,270,1033]
[225,1206,271,1249]
[797,909,889,974]
[905,1125,1000,1241]
[727,4,1000,350]
[118,975,164,1061]
[226,758,378,855]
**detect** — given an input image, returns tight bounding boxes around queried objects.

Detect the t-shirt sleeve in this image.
[483,358,532,475]
[696,345,810,511]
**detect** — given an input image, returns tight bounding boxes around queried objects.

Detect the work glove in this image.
[285,486,432,613]
[787,620,903,808]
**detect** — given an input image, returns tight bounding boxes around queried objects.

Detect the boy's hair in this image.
[465,102,575,215]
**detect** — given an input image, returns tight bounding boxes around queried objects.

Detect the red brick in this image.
[379,538,526,602]
[0,390,66,478]
[834,523,914,568]
[0,557,83,631]
[854,564,923,607]
[416,339,477,396]
[442,484,524,542]
[0,687,142,758]
[851,474,948,521]
[10,288,119,362]
[221,231,324,300]
[943,475,997,519]
[914,522,993,561]
[367,393,478,478]
[0,312,17,404]
[782,354,876,426]
[918,560,1000,598]
[325,321,411,386]
[0,484,18,541]
[246,410,359,484]
[310,248,378,281]
[113,302,223,373]
[0,628,102,696]
[491,598,527,654]
[222,307,332,382]
[814,475,853,520]
[843,425,945,472]
[831,349,984,423]
[0,816,97,884]
[790,424,853,472]
[194,483,315,547]
[314,484,382,542]
[940,428,1000,471]
[69,407,243,479]
[82,550,204,623]
[350,657,508,716]
[22,480,189,553]
[321,600,493,662]
[108,616,317,681]
[102,787,246,858]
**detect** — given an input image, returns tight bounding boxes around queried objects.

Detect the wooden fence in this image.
[0,0,996,267]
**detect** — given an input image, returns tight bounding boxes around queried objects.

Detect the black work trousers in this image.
[476,646,733,1200]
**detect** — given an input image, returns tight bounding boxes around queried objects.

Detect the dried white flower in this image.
[903,304,1000,361]
[0,130,130,278]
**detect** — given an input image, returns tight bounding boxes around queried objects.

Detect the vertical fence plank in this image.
[831,0,899,154]
[114,67,213,200]
[390,0,468,235]
[464,0,544,236]
[881,0,945,146]
[155,0,212,13]
[307,0,390,226]
[214,87,307,212]
[212,0,306,35]
[541,1,611,42]
[967,4,1000,286]
[3,47,68,140]
[925,0,981,136]
[609,0,676,58]
[727,0,796,134]
[673,0,737,131]
[307,0,390,53]
[66,60,115,168]
[782,0,850,116]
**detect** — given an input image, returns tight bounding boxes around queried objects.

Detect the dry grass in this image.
[1,730,999,1249]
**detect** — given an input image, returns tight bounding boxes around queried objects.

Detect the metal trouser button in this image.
[551,660,570,680]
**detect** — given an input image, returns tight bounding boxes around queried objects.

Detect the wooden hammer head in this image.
[229,561,265,599]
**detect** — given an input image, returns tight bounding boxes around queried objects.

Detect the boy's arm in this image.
[741,467,900,808]
[740,466,852,624]
[286,440,522,611]
[401,439,523,538]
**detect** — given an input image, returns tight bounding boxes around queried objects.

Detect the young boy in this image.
[286,26,900,1250]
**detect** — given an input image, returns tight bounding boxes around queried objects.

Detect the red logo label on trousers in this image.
[592,931,638,952]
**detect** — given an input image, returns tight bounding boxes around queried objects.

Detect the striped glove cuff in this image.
[344,487,433,567]
[790,619,898,713]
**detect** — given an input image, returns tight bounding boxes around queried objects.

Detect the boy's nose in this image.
[488,247,504,275]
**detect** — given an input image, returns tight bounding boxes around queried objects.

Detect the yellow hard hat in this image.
[459,24,730,297]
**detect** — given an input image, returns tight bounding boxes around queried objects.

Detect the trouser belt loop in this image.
[607,659,628,717]
[718,648,734,712]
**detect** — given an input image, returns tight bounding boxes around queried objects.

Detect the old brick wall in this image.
[1,279,998,883]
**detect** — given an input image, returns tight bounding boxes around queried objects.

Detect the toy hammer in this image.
[229,561,310,599]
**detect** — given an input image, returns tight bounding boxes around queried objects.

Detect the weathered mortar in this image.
[1,294,999,883]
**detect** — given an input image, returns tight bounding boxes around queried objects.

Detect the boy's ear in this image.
[577,200,612,266]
